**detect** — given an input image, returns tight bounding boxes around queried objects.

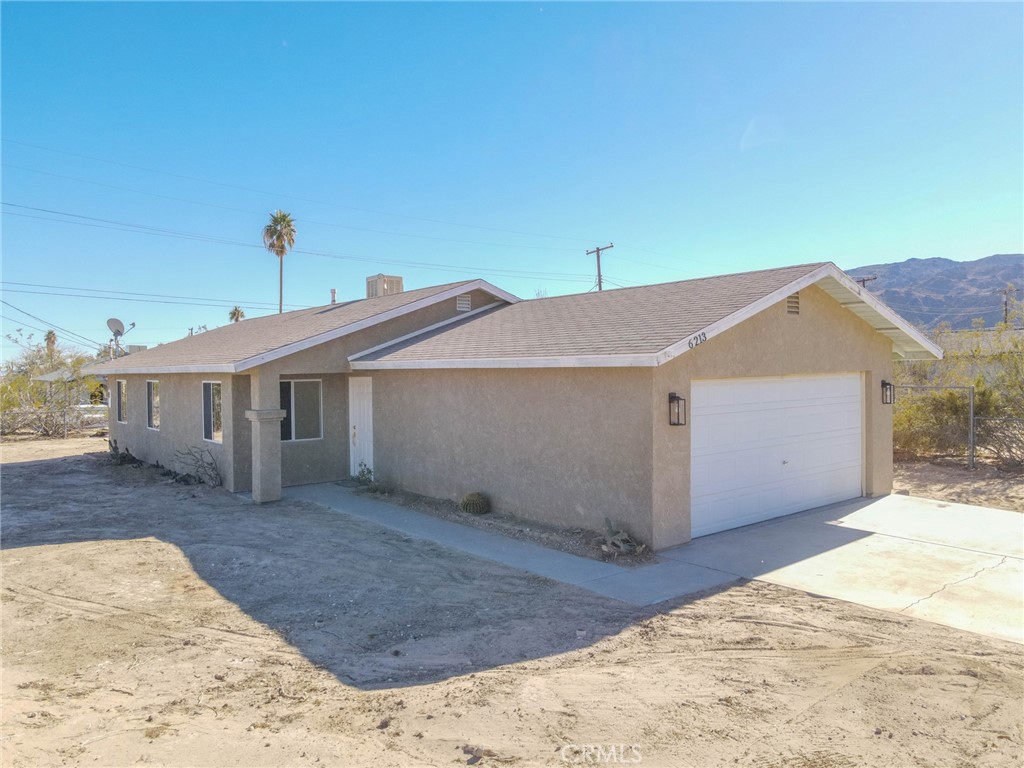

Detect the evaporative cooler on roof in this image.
[366,274,404,298]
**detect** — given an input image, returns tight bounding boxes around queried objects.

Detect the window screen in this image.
[116,380,127,423]
[293,381,322,440]
[147,381,160,429]
[203,382,222,442]
[280,380,322,441]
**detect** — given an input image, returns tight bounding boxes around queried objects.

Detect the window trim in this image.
[146,380,160,430]
[280,378,324,442]
[115,380,127,423]
[202,380,223,444]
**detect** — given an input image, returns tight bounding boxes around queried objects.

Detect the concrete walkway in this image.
[284,484,740,604]
[285,485,1023,644]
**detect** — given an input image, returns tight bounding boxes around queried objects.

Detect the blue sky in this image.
[2,1,1022,356]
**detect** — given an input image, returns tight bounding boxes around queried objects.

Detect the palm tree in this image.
[44,330,57,359]
[229,306,245,323]
[262,210,296,314]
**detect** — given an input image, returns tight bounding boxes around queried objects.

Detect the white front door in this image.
[690,373,863,538]
[348,377,374,477]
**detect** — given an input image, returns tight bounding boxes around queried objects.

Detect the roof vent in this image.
[787,293,800,315]
[366,274,404,298]
[456,294,472,312]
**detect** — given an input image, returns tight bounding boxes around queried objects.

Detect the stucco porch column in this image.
[245,370,285,503]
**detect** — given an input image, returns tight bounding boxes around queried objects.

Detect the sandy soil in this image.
[2,437,1022,768]
[894,459,1024,512]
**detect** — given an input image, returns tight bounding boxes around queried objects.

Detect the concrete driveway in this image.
[661,494,1024,644]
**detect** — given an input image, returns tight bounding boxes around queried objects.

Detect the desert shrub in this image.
[353,461,374,485]
[975,418,1024,467]
[892,380,999,458]
[1,331,104,437]
[174,445,222,487]
[894,308,1021,462]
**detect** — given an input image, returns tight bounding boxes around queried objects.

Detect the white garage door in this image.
[690,374,863,538]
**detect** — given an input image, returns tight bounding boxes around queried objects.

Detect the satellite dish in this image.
[107,318,125,338]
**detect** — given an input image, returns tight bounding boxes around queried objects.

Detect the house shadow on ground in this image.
[0,447,872,691]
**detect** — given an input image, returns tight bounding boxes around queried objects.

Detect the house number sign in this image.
[687,331,708,349]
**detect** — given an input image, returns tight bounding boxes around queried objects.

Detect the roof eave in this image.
[353,263,942,370]
[81,279,521,376]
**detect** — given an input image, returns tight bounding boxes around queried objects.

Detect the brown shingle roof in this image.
[354,263,828,364]
[87,280,476,374]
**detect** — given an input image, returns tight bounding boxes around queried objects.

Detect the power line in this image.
[1,281,305,310]
[4,163,581,253]
[3,138,601,243]
[606,252,698,277]
[0,300,104,348]
[884,303,1003,315]
[2,203,596,284]
[1,314,50,336]
[1,287,292,311]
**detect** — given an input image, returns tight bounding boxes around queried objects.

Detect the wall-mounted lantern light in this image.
[881,380,895,405]
[669,392,686,426]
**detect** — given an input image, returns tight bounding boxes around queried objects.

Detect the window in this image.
[203,382,222,442]
[146,381,160,429]
[279,380,322,441]
[116,380,127,423]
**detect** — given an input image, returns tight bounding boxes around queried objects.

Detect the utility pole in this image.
[586,243,614,291]
[999,285,1018,325]
[855,275,877,288]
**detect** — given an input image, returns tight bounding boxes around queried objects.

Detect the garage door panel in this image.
[691,374,863,538]
[693,449,781,496]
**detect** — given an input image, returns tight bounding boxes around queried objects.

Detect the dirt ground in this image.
[356,484,654,566]
[894,459,1024,512]
[2,437,1022,768]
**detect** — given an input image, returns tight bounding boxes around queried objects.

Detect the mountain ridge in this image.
[846,254,1023,329]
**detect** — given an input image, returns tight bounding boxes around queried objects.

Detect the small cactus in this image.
[459,491,491,515]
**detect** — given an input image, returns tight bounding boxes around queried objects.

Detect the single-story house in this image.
[85,262,942,550]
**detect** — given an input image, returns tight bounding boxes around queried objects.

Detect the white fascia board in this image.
[347,302,505,362]
[652,264,838,365]
[350,353,659,370]
[82,363,237,376]
[472,280,521,305]
[235,280,519,372]
[822,267,944,360]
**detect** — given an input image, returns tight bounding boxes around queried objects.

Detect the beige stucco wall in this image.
[280,373,348,486]
[649,284,894,549]
[371,367,657,543]
[365,286,893,550]
[107,373,239,490]
[230,375,252,492]
[249,291,496,488]
[106,291,496,496]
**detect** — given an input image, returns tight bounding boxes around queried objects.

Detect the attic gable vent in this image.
[787,293,800,315]
[456,294,472,312]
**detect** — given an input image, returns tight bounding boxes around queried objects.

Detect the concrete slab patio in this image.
[286,485,1023,644]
